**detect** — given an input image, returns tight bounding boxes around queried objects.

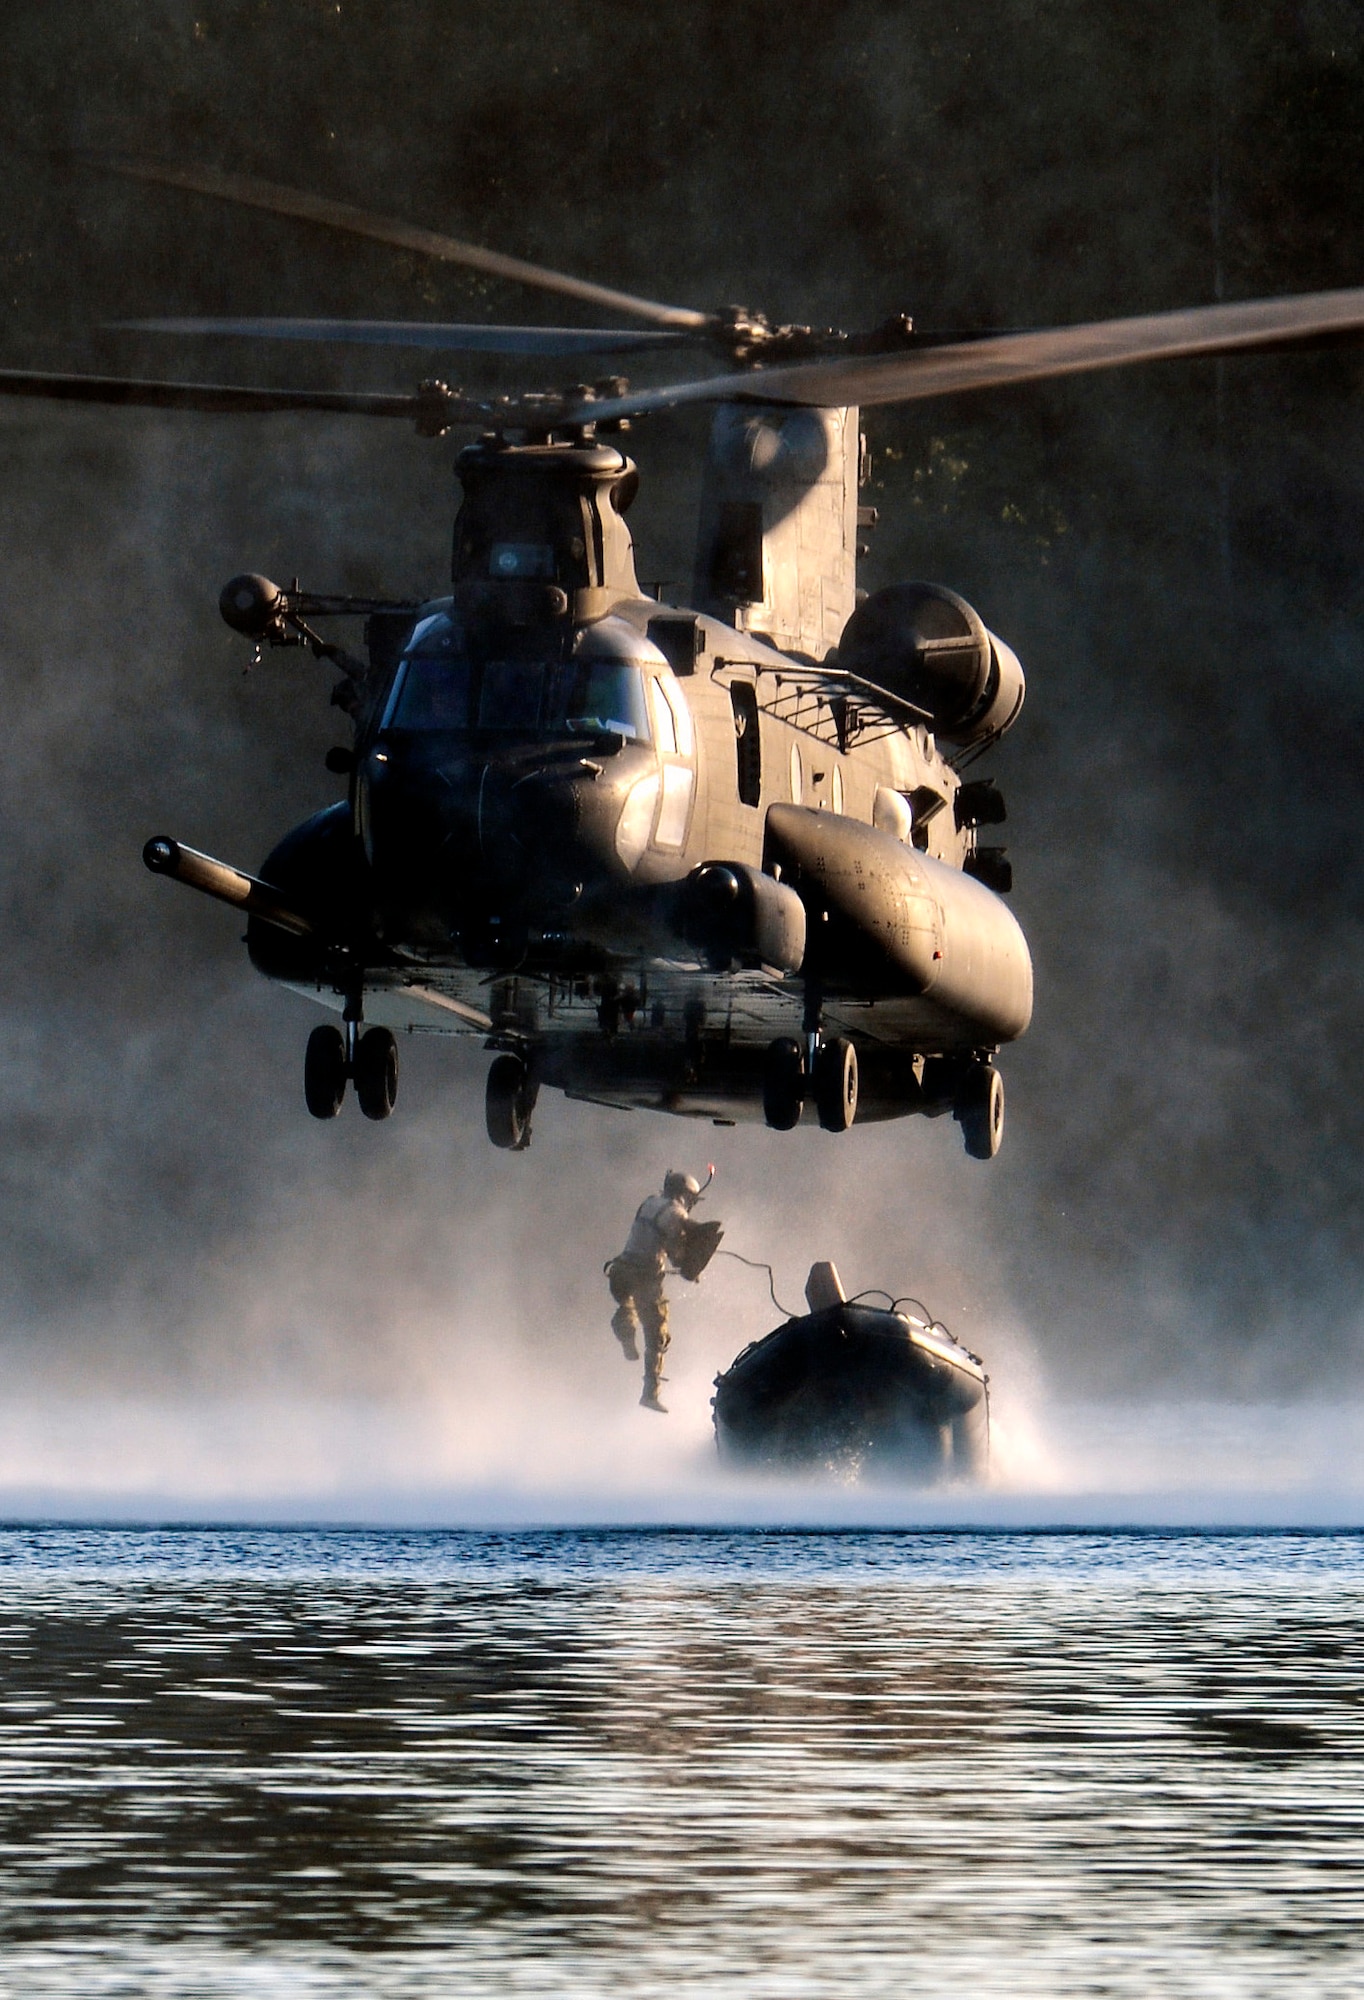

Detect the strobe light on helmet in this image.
[837,582,1025,748]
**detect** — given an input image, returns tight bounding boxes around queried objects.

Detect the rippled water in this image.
[0,1529,1361,1996]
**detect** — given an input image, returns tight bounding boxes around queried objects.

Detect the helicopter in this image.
[6,156,1364,1159]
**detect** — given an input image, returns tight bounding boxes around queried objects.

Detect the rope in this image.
[848,1288,945,1330]
[892,1294,941,1326]
[714,1250,800,1319]
[719,1262,955,1337]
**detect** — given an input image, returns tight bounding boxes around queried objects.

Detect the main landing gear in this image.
[303,1005,399,1122]
[953,1061,1005,1160]
[485,1052,538,1151]
[763,1032,1006,1158]
[762,1033,860,1132]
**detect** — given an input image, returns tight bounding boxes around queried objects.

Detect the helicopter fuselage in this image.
[245,586,1031,1129]
[167,415,1033,1148]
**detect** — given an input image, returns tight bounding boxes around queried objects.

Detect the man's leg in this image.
[607,1261,641,1360]
[639,1287,671,1411]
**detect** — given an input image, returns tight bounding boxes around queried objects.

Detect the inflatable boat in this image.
[712,1261,988,1480]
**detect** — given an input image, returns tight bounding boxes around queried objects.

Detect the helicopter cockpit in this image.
[360,612,692,932]
[379,612,663,747]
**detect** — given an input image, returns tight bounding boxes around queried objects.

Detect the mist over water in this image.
[1,2,1364,1511]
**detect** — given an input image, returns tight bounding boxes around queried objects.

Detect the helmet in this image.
[663,1169,702,1206]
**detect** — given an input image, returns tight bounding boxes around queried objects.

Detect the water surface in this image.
[0,1528,1361,1997]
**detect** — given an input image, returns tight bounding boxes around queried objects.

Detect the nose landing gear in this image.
[304,1024,347,1119]
[302,1001,399,1122]
[353,1027,399,1120]
[762,1036,804,1130]
[486,1052,538,1150]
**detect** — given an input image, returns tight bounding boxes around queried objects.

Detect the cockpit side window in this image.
[658,671,694,756]
[381,615,472,731]
[649,677,678,755]
[388,657,473,729]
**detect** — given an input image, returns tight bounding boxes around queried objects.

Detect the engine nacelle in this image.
[837,582,1025,747]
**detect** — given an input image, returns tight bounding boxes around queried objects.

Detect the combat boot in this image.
[640,1336,668,1413]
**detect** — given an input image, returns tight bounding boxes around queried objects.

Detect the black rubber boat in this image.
[712,1261,988,1480]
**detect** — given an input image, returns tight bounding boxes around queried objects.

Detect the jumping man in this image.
[607,1169,721,1412]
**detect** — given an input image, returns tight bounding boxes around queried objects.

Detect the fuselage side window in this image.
[730,682,762,808]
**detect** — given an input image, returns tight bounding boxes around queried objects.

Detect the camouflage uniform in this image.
[608,1187,693,1410]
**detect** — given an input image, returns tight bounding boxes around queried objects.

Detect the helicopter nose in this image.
[470,763,586,912]
[364,742,487,930]
[508,768,583,849]
[501,762,624,905]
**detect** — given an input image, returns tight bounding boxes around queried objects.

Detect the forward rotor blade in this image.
[84,153,710,333]
[116,316,688,356]
[0,368,472,421]
[564,287,1364,423]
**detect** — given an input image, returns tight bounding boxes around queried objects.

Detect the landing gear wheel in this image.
[303,1025,347,1120]
[762,1037,804,1131]
[486,1054,537,1150]
[354,1027,399,1121]
[813,1036,859,1132]
[956,1064,1004,1160]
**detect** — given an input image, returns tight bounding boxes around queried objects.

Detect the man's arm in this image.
[655,1200,691,1264]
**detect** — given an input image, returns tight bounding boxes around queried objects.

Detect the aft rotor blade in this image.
[117,316,688,355]
[563,287,1364,423]
[84,153,710,334]
[0,368,473,421]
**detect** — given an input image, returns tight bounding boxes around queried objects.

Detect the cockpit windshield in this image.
[382,618,652,743]
[479,660,545,731]
[549,660,652,741]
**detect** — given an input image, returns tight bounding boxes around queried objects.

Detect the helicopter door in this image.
[649,672,695,850]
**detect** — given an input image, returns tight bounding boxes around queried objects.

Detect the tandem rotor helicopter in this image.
[6,156,1363,1158]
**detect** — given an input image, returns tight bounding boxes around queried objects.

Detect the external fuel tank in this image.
[764,804,1033,1040]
